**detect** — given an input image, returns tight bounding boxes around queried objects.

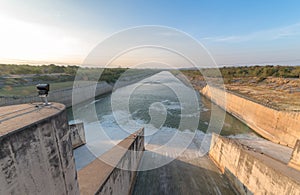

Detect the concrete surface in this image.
[133,133,236,195]
[209,134,300,194]
[237,139,293,164]
[0,103,65,136]
[289,140,300,171]
[69,122,86,149]
[0,103,79,195]
[78,128,144,195]
[201,85,300,147]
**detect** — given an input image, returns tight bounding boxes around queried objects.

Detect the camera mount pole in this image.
[42,95,50,106]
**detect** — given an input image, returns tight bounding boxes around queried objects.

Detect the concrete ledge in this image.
[78,128,144,195]
[69,122,86,149]
[0,103,65,137]
[289,140,300,171]
[209,134,300,194]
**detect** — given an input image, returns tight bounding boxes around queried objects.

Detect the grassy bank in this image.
[0,64,158,97]
[0,81,75,96]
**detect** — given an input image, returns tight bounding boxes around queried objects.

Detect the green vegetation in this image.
[182,65,300,83]
[0,81,75,96]
[0,64,128,83]
[220,65,300,79]
[75,67,128,83]
[0,64,78,75]
[0,64,129,85]
[0,64,158,96]
[1,64,299,96]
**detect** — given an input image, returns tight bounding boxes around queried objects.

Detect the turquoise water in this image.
[68,71,258,170]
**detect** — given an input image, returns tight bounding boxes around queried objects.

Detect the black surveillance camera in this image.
[36,84,50,105]
[36,84,50,96]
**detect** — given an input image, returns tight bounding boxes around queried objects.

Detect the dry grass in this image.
[183,72,300,111]
[226,78,300,111]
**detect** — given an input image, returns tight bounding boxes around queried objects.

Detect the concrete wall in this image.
[209,134,300,194]
[201,85,300,148]
[78,128,144,195]
[289,140,300,171]
[69,122,86,149]
[0,104,79,194]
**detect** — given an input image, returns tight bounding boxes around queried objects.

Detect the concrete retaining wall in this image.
[69,122,86,149]
[0,104,79,195]
[78,128,144,195]
[201,85,300,148]
[209,134,300,194]
[289,140,300,171]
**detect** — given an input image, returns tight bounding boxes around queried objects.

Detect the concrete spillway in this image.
[133,132,236,194]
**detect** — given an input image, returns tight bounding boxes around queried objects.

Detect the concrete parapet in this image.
[78,128,144,195]
[69,122,86,149]
[289,140,300,171]
[0,103,79,194]
[209,134,300,194]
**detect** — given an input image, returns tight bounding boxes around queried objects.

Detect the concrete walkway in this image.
[237,138,293,164]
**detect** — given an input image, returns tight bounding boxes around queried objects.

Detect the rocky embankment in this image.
[225,77,300,111]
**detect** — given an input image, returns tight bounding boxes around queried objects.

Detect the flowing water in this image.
[68,71,259,171]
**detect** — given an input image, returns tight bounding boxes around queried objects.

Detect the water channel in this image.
[68,71,260,194]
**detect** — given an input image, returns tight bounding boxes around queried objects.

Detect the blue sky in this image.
[0,0,300,66]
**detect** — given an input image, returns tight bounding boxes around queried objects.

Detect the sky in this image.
[0,0,300,67]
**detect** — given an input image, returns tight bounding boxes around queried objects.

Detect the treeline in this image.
[0,64,129,83]
[2,64,299,83]
[0,64,79,75]
[0,64,160,86]
[220,65,300,78]
[183,65,300,79]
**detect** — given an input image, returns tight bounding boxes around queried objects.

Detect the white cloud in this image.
[202,23,300,43]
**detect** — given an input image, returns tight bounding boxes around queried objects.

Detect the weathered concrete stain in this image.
[209,134,300,194]
[78,128,144,195]
[289,140,300,171]
[201,85,300,148]
[0,103,79,195]
[69,122,86,149]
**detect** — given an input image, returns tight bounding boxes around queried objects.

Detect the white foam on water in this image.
[227,132,264,140]
[89,97,104,105]
[202,108,209,112]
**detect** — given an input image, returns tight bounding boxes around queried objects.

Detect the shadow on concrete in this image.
[132,151,236,195]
